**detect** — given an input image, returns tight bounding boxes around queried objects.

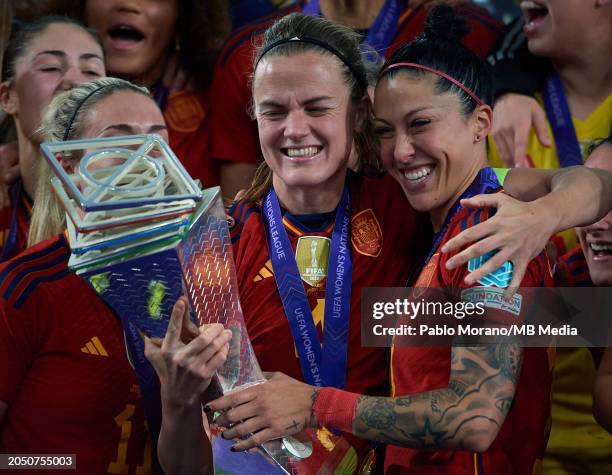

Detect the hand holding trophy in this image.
[42,134,353,474]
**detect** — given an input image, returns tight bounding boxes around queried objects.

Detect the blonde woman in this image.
[0,77,229,474]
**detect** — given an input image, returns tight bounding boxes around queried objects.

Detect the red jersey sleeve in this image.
[0,300,37,405]
[210,40,261,165]
[439,206,552,326]
[554,245,592,286]
[440,206,550,288]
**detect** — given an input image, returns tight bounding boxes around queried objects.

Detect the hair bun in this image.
[422,5,469,43]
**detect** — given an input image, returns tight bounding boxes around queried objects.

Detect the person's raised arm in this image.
[488,17,552,167]
[443,166,612,294]
[145,297,232,475]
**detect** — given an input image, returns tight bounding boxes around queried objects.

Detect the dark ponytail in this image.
[380,5,493,115]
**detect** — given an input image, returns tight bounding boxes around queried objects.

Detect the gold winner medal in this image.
[281,435,313,460]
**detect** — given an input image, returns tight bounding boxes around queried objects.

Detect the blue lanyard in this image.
[423,167,502,266]
[303,0,402,58]
[262,186,352,388]
[543,73,583,167]
[152,82,169,111]
[1,181,25,262]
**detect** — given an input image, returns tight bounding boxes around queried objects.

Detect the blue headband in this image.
[255,36,368,92]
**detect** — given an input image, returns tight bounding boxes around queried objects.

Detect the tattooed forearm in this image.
[431,391,445,414]
[357,396,397,430]
[353,337,523,451]
[495,396,513,416]
[496,339,523,385]
[448,379,468,397]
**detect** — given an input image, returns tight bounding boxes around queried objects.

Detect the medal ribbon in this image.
[423,167,502,265]
[1,181,26,262]
[303,0,402,59]
[152,82,170,111]
[543,73,583,167]
[263,186,352,388]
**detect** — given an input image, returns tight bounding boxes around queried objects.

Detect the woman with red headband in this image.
[204,7,612,475]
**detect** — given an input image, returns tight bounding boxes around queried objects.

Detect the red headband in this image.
[380,62,484,106]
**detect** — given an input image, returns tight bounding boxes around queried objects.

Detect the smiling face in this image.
[520,0,603,58]
[373,72,490,228]
[1,22,105,143]
[576,143,612,286]
[253,52,360,197]
[86,0,177,86]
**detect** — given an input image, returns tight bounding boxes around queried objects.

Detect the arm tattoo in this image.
[356,396,397,430]
[353,337,523,451]
[430,393,441,414]
[496,339,523,385]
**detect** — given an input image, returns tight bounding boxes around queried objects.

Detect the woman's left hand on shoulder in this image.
[441,193,555,295]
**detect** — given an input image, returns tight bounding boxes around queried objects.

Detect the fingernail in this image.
[464,276,473,284]
[441,244,448,253]
[446,260,455,269]
[204,405,211,413]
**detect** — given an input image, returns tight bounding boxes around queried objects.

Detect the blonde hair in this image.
[28,77,150,246]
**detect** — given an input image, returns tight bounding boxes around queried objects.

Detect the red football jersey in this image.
[210,1,502,165]
[387,202,554,475]
[554,245,592,287]
[0,182,32,263]
[164,88,218,188]
[0,236,153,475]
[230,172,429,396]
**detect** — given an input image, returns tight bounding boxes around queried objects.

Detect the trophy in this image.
[41,135,360,475]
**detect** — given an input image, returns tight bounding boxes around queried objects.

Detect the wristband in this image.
[313,387,360,433]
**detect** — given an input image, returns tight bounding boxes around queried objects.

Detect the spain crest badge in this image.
[164,90,205,133]
[351,209,382,257]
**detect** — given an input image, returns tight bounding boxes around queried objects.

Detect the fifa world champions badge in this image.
[41,134,341,475]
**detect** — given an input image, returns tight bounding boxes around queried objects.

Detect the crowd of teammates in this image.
[0,1,610,475]
[486,2,612,473]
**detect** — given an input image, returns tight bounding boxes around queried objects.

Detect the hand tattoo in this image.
[285,420,301,431]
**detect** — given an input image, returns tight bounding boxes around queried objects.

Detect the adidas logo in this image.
[81,336,109,357]
[253,259,274,282]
